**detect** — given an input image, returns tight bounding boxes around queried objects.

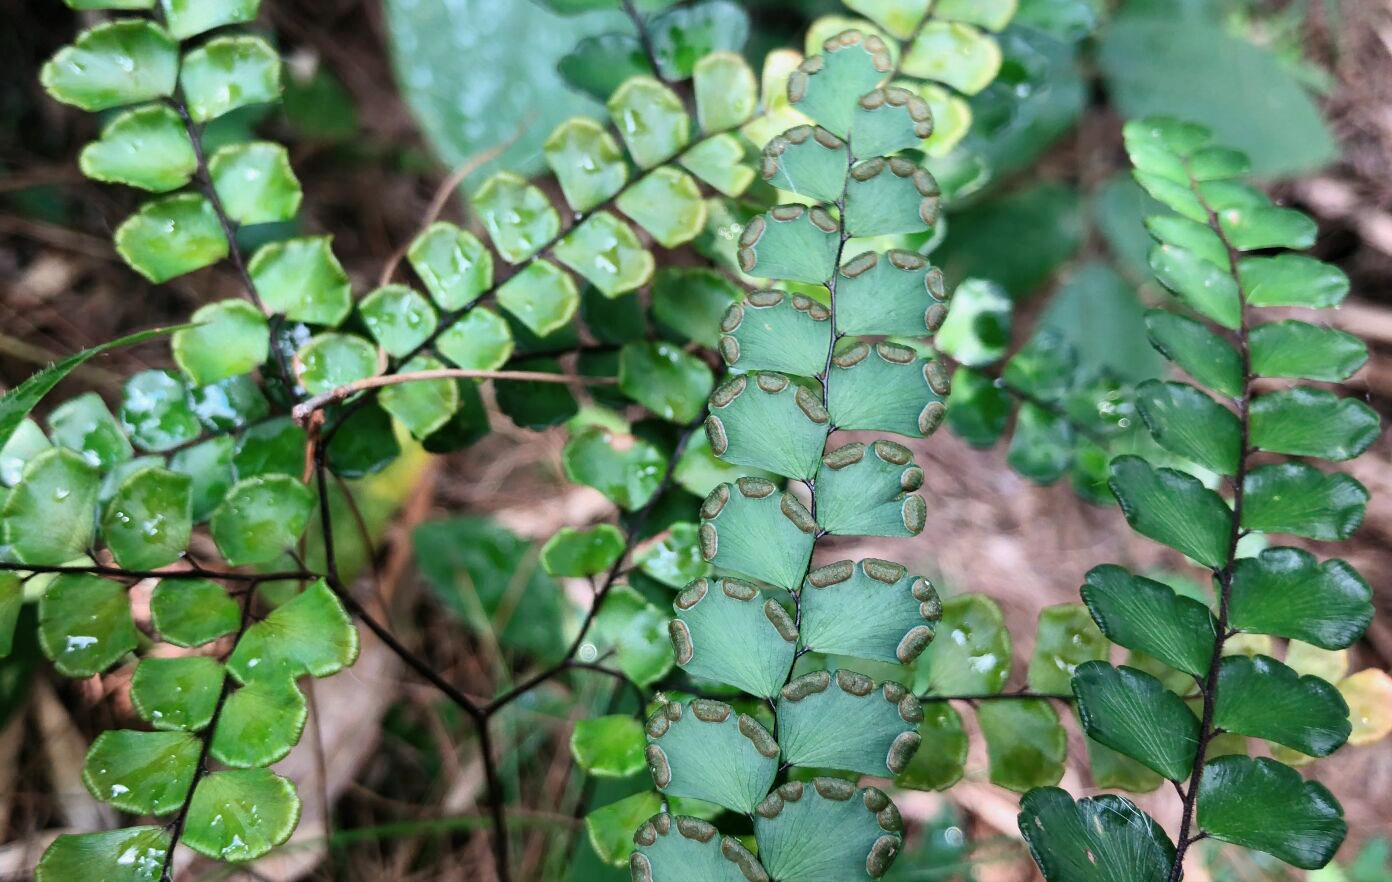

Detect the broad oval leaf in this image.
[82,729,197,815]
[1197,756,1345,870]
[174,300,269,387]
[211,675,309,767]
[1072,661,1198,781]
[1109,455,1231,569]
[210,474,315,566]
[978,698,1068,793]
[406,221,493,311]
[737,204,840,284]
[2,447,100,564]
[1249,387,1379,462]
[1228,548,1372,650]
[1215,654,1350,756]
[102,466,192,570]
[38,573,138,678]
[719,290,832,379]
[116,193,228,283]
[827,342,948,438]
[249,236,352,326]
[1019,788,1174,882]
[79,103,194,192]
[179,36,283,123]
[1134,380,1240,474]
[226,580,359,683]
[182,768,301,862]
[41,20,178,112]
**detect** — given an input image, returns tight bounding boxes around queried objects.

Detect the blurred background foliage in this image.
[2,0,1390,880]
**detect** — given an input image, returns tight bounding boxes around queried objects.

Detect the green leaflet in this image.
[894,703,966,791]
[495,259,579,337]
[540,524,624,577]
[616,167,707,249]
[359,285,439,357]
[406,222,493,311]
[571,715,646,778]
[850,86,934,157]
[1248,387,1379,461]
[776,670,921,776]
[182,769,301,862]
[836,249,947,338]
[706,374,829,481]
[248,236,352,326]
[41,20,178,112]
[1228,548,1372,650]
[544,118,628,213]
[1214,654,1350,756]
[788,29,891,137]
[901,22,1002,94]
[813,441,925,537]
[826,342,948,437]
[174,300,269,387]
[618,342,713,423]
[1080,566,1216,678]
[753,778,904,882]
[179,36,283,123]
[1109,455,1231,569]
[1018,788,1173,882]
[118,370,201,453]
[607,77,690,168]
[35,827,171,882]
[1249,321,1367,382]
[49,391,132,469]
[1147,242,1241,330]
[698,479,816,592]
[644,699,778,814]
[226,580,359,683]
[719,290,832,378]
[101,466,192,570]
[116,194,228,283]
[38,573,138,678]
[296,333,378,395]
[1134,380,1240,474]
[736,205,841,284]
[131,656,224,731]
[210,475,315,566]
[163,0,261,40]
[594,585,673,687]
[2,448,101,564]
[379,355,460,438]
[762,125,849,203]
[211,675,309,767]
[978,699,1067,793]
[670,577,796,699]
[1241,463,1367,541]
[651,268,741,348]
[1197,756,1346,870]
[208,142,302,225]
[1072,661,1198,781]
[843,157,939,237]
[694,50,758,132]
[1027,604,1108,694]
[554,212,654,296]
[631,813,762,882]
[79,103,195,192]
[82,729,198,815]
[922,594,1010,695]
[562,426,666,510]
[1143,310,1242,399]
[1239,254,1348,308]
[799,558,940,665]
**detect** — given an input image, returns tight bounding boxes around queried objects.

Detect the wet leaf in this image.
[182,769,300,862]
[209,141,301,224]
[296,333,378,396]
[249,236,352,326]
[2,448,101,564]
[1197,756,1345,870]
[179,35,282,123]
[116,193,228,283]
[131,656,224,731]
[211,675,308,767]
[35,827,171,882]
[174,300,269,387]
[1249,387,1379,462]
[895,703,966,791]
[226,580,358,683]
[41,20,178,112]
[359,285,438,357]
[209,474,315,566]
[82,729,197,815]
[79,103,194,191]
[38,573,138,677]
[102,466,191,570]
[571,715,646,778]
[1241,463,1367,541]
[922,594,1010,695]
[406,222,493,311]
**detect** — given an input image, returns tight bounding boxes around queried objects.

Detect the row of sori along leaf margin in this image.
[0,0,1017,879]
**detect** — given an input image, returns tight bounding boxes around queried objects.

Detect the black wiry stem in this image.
[1164,166,1255,882]
[0,560,311,583]
[158,587,257,882]
[167,95,297,393]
